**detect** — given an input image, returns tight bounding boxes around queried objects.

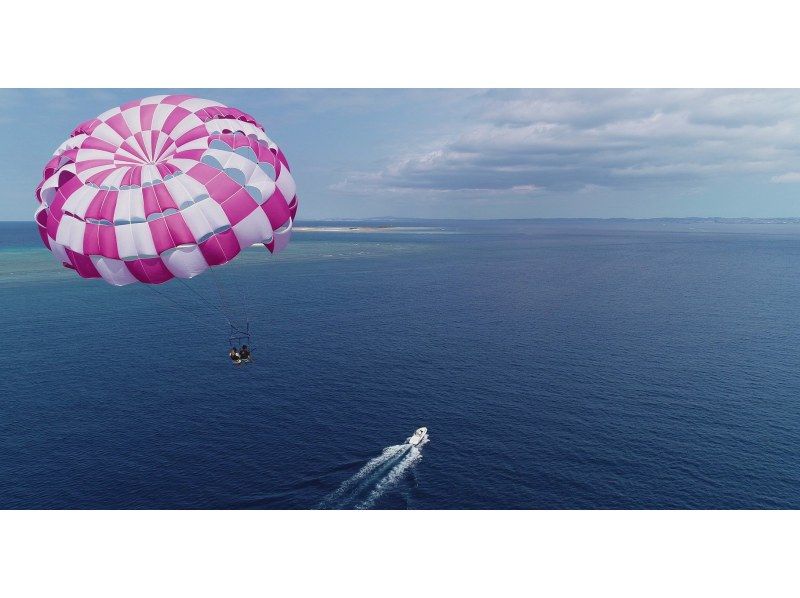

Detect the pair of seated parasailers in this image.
[229,345,251,364]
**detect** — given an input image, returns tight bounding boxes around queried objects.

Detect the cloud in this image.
[333,89,800,200]
[771,172,800,183]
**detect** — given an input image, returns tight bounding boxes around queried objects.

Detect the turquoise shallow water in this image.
[1,219,799,508]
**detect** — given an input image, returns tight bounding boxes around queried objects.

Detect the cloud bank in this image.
[333,89,800,201]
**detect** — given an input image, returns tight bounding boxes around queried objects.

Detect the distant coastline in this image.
[293,225,444,233]
[5,217,800,225]
[299,217,800,224]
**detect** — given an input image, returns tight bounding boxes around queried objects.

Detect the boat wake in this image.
[318,436,428,509]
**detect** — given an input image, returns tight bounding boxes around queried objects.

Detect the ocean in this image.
[1,219,799,509]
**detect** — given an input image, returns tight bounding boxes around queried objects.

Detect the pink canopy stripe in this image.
[34,95,298,285]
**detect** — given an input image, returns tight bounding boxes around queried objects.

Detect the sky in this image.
[3,88,800,221]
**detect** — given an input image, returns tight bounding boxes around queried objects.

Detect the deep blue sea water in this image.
[1,219,799,509]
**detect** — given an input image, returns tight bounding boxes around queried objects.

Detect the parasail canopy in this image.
[34,95,298,286]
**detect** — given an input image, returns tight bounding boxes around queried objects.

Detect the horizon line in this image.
[6,216,800,224]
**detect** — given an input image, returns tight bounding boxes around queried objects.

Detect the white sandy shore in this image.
[293,226,442,233]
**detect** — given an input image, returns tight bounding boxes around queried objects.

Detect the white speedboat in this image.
[408,427,428,446]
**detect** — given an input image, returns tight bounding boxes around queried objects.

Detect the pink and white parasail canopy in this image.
[34,95,298,285]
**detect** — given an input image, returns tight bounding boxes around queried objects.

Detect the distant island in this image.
[293,225,444,233]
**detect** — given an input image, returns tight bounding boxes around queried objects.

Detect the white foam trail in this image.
[319,436,429,509]
[357,443,424,509]
[319,444,408,508]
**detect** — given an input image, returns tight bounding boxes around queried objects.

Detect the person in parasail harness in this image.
[239,345,251,361]
[229,347,241,363]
